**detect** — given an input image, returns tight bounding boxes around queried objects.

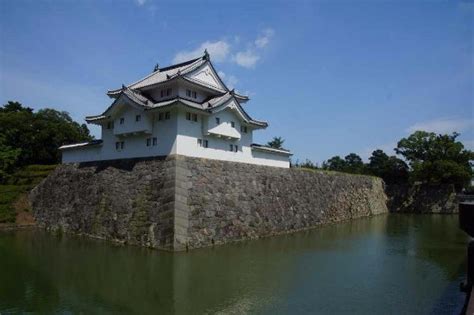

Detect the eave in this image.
[59,140,103,151]
[251,144,292,156]
[86,88,152,124]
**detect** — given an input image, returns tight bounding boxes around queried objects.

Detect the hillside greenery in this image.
[0,101,92,223]
[0,165,57,223]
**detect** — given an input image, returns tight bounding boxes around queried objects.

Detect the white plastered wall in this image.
[62,103,290,168]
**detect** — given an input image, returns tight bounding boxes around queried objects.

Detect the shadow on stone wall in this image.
[385,183,458,214]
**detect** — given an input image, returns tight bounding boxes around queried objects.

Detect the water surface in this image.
[0,214,468,314]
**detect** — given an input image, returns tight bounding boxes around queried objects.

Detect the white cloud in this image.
[232,50,260,69]
[135,0,147,6]
[406,117,473,134]
[218,71,238,89]
[255,28,275,48]
[232,28,274,69]
[173,40,230,64]
[172,28,274,69]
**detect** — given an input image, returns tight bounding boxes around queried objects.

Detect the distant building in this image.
[60,51,291,168]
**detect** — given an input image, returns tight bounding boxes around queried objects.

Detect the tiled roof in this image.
[251,144,292,155]
[148,97,205,111]
[122,86,152,107]
[206,92,268,127]
[107,56,206,96]
[86,88,153,122]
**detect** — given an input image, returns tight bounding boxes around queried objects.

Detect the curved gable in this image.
[211,97,267,128]
[186,62,227,91]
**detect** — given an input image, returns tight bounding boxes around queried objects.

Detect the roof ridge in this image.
[158,55,203,72]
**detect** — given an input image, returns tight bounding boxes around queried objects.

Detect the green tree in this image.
[0,135,21,183]
[322,156,347,172]
[368,149,408,184]
[344,153,364,174]
[396,131,473,189]
[0,101,93,167]
[267,136,285,149]
[0,101,33,113]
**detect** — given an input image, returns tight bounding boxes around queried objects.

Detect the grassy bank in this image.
[0,165,56,224]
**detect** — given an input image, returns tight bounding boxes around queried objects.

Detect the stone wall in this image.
[30,156,388,251]
[31,157,178,250]
[386,183,458,214]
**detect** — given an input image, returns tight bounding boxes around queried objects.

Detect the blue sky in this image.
[1,0,472,163]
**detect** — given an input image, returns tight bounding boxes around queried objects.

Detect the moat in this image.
[0,214,467,314]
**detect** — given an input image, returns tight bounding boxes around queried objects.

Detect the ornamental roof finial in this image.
[204,49,209,60]
[153,63,160,72]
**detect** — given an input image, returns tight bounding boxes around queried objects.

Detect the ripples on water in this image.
[0,214,468,314]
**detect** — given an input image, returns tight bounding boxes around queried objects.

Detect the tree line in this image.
[274,131,472,190]
[0,101,93,182]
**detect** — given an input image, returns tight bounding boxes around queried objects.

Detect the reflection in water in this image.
[0,214,467,314]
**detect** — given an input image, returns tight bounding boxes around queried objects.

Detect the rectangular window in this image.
[160,89,172,97]
[215,117,220,125]
[153,137,157,146]
[165,112,170,120]
[146,138,151,147]
[120,141,124,150]
[120,118,124,125]
[115,142,120,150]
[186,90,197,99]
[192,113,198,122]
[229,144,234,151]
[234,145,238,152]
[136,115,141,122]
[231,121,235,128]
[197,139,209,148]
[107,121,114,129]
[240,126,247,133]
[186,112,191,120]
[158,113,163,121]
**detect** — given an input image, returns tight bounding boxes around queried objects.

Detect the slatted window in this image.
[116,141,124,150]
